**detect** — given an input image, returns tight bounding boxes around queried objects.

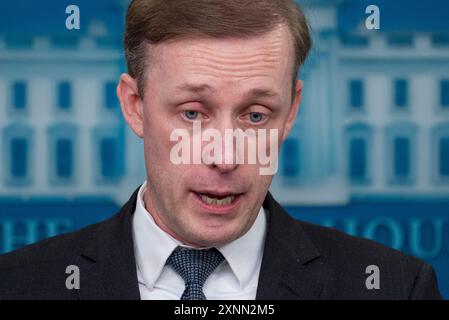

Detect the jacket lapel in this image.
[78,186,142,300]
[256,192,327,300]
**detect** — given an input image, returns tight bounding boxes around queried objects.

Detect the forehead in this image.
[147,24,295,100]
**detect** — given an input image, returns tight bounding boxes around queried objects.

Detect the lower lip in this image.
[192,192,242,214]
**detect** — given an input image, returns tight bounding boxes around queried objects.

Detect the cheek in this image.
[271,115,292,145]
[255,173,272,187]
[242,165,271,188]
[144,117,175,157]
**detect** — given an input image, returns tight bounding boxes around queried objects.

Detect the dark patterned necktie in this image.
[166,246,225,300]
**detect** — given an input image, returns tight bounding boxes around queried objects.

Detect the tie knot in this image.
[166,247,225,287]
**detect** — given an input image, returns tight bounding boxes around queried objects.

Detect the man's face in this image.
[120,24,302,247]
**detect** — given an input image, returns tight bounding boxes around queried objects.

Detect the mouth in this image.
[191,190,243,213]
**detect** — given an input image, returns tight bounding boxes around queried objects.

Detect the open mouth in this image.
[192,191,242,208]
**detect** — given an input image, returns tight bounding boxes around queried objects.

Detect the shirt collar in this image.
[217,205,266,288]
[132,182,180,289]
[132,181,267,289]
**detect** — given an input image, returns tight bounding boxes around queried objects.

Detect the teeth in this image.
[200,194,235,206]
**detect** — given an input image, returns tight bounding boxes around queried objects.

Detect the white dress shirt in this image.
[132,181,267,300]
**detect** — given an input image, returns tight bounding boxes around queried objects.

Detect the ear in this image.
[281,80,302,142]
[117,73,144,138]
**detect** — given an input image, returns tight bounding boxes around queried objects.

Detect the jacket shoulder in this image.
[294,219,441,299]
[298,219,418,264]
[0,215,112,299]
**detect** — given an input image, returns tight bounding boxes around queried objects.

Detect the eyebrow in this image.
[246,88,280,100]
[175,83,214,94]
[176,83,280,101]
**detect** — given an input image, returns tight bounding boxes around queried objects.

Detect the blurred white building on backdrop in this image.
[0,0,448,206]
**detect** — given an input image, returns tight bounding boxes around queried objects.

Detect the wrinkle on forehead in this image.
[146,24,295,103]
[153,23,293,78]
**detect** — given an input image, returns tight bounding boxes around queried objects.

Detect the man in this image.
[0,0,441,299]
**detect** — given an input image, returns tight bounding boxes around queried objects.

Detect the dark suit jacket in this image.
[0,186,442,299]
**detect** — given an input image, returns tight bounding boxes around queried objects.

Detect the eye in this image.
[184,110,199,120]
[248,112,265,123]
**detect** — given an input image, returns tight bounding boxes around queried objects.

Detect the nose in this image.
[206,117,239,174]
[209,161,239,174]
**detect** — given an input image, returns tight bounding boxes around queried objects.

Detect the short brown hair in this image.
[124,0,312,98]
